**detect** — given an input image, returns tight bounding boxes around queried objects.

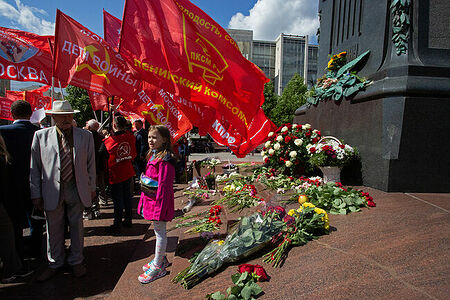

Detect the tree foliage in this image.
[64,85,93,127]
[262,80,278,120]
[271,73,307,127]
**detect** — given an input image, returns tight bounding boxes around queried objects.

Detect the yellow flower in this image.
[214,240,225,245]
[288,209,296,216]
[327,59,334,68]
[314,207,325,214]
[314,207,330,230]
[302,202,316,209]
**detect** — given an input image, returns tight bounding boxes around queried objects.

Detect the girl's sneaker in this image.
[142,256,170,272]
[138,266,167,284]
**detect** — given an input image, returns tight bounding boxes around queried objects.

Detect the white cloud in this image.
[228,0,319,42]
[0,0,54,35]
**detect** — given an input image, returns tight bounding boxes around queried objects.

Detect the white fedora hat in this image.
[45,100,80,114]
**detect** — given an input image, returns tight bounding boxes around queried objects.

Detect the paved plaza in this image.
[0,154,449,299]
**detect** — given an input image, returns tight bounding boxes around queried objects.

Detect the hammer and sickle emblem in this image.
[117,142,130,158]
[182,14,228,86]
[142,104,170,125]
[76,45,111,84]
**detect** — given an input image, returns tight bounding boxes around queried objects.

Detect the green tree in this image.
[262,80,278,120]
[64,85,93,127]
[271,73,307,127]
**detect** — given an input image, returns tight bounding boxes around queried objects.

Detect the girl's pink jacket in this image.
[138,156,175,221]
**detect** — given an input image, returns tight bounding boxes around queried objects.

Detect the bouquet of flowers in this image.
[222,176,246,195]
[201,158,222,169]
[307,50,371,105]
[263,202,329,267]
[287,181,375,214]
[327,51,347,71]
[216,172,242,183]
[172,207,286,289]
[184,205,223,234]
[206,264,267,300]
[261,123,321,176]
[306,137,356,168]
[204,172,216,190]
[216,184,263,212]
[182,188,210,212]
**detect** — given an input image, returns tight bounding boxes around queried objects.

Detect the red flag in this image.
[103,10,122,50]
[155,88,275,157]
[0,97,13,120]
[103,8,245,145]
[120,82,193,141]
[209,108,277,158]
[5,90,25,101]
[120,0,268,137]
[0,27,53,85]
[6,87,52,111]
[25,86,52,111]
[53,10,141,99]
[88,91,109,111]
[115,109,144,125]
[103,10,195,141]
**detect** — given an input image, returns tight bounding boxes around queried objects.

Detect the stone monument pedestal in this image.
[295,0,450,192]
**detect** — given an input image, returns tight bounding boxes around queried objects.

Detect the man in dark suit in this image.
[0,100,41,261]
[133,119,148,177]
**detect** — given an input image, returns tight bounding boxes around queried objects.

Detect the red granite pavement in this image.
[1,185,449,300]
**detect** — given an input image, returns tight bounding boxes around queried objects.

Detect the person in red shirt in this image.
[100,115,137,234]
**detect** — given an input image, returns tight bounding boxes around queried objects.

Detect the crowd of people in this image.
[0,100,187,284]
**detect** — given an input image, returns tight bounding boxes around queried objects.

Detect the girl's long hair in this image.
[145,125,175,161]
[0,134,10,164]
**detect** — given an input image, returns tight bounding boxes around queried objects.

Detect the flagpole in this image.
[98,97,124,131]
[57,80,65,101]
[51,77,55,126]
[111,95,115,121]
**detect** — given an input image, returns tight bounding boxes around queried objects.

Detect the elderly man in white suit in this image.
[30,100,96,281]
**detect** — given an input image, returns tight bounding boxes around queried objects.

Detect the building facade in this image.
[227,29,318,95]
[0,79,10,97]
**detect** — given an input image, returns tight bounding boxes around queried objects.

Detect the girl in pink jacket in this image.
[137,125,176,284]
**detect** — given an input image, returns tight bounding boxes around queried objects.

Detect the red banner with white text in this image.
[120,0,268,137]
[5,90,25,101]
[155,88,276,157]
[53,10,141,99]
[0,27,53,85]
[0,97,13,120]
[119,82,193,141]
[209,108,277,158]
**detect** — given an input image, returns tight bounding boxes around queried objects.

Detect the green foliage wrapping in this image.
[391,0,411,55]
[291,182,368,215]
[206,272,263,300]
[173,212,285,289]
[306,51,371,105]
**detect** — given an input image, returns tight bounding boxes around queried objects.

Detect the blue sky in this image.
[0,0,319,89]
